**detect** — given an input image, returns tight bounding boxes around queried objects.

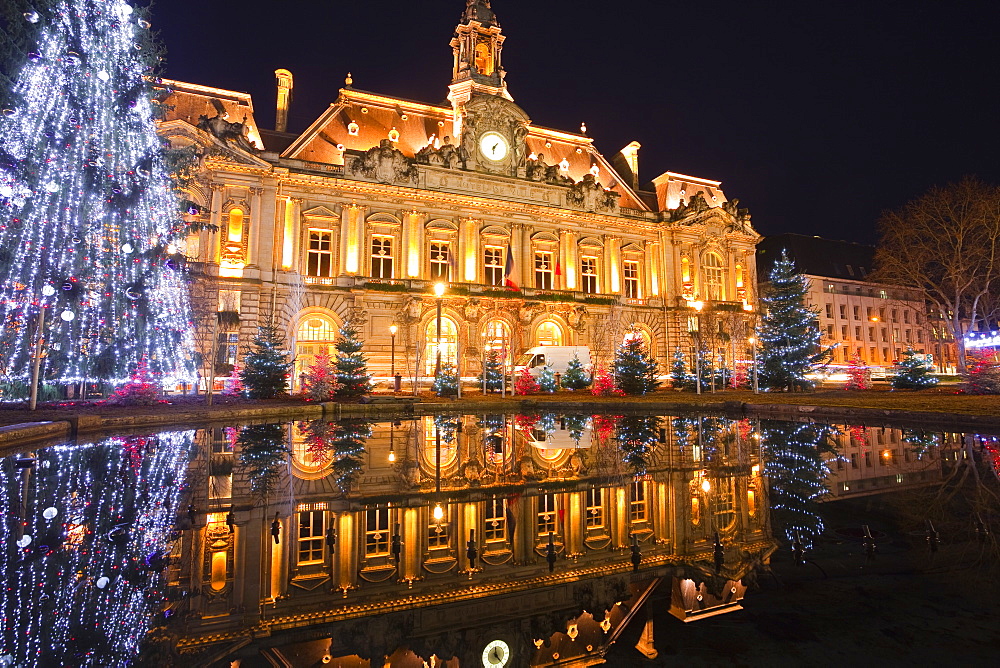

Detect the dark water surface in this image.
[1,412,997,666]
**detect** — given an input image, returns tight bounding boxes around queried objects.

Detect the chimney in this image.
[274,68,293,133]
[614,141,641,190]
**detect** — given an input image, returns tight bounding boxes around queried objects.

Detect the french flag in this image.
[504,244,518,289]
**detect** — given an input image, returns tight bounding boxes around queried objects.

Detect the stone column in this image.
[508,223,522,287]
[208,183,224,265]
[462,217,479,283]
[521,224,533,288]
[606,235,622,295]
[246,187,263,270]
[646,240,661,297]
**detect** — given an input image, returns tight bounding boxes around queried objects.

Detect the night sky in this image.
[152,0,1000,245]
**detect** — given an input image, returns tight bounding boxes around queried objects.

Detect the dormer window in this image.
[347,120,359,136]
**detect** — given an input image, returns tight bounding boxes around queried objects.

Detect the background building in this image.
[156,0,759,388]
[757,234,957,374]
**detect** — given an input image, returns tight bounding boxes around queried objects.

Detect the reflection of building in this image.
[757,234,957,373]
[824,424,945,498]
[156,1,758,387]
[171,414,775,665]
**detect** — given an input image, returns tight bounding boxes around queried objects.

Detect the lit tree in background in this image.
[236,423,288,498]
[0,1,196,389]
[333,316,371,397]
[612,337,660,395]
[760,419,836,546]
[844,355,871,390]
[302,347,340,401]
[431,361,459,397]
[477,349,504,392]
[239,313,291,399]
[965,349,1000,394]
[537,364,558,393]
[757,251,831,391]
[669,347,692,390]
[0,430,193,666]
[560,353,591,390]
[891,347,938,389]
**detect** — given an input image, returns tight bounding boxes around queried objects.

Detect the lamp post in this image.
[748,336,759,394]
[389,324,400,393]
[692,301,704,395]
[433,282,445,382]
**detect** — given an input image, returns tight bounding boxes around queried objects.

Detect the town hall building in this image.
[157,0,759,387]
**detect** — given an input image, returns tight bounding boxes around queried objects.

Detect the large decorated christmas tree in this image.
[333,316,372,397]
[757,251,831,391]
[612,337,660,395]
[0,1,195,390]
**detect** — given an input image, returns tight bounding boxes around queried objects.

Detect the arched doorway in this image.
[623,326,654,356]
[295,313,339,390]
[535,320,564,347]
[424,316,458,374]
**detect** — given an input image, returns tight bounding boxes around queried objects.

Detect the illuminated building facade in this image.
[156,0,759,384]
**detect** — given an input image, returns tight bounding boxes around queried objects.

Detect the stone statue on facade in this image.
[197,110,257,154]
[463,298,482,321]
[567,173,620,213]
[415,136,462,170]
[568,305,587,331]
[349,139,418,185]
[526,153,548,181]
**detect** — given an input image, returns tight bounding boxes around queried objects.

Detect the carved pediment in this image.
[301,205,339,219]
[348,139,419,185]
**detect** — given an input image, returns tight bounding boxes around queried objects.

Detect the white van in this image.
[513,346,592,378]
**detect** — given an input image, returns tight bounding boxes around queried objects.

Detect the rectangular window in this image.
[534,251,553,289]
[850,453,858,469]
[883,347,890,363]
[429,241,451,281]
[917,330,924,343]
[825,303,833,318]
[855,326,862,339]
[537,493,557,537]
[586,488,604,528]
[905,329,912,343]
[365,508,390,556]
[484,246,504,286]
[623,260,640,299]
[371,236,394,279]
[216,332,239,368]
[853,305,860,320]
[903,311,910,324]
[864,451,872,467]
[297,510,325,564]
[484,497,506,542]
[581,256,598,294]
[881,327,888,342]
[839,304,847,319]
[866,307,873,320]
[826,324,834,337]
[880,290,888,300]
[841,325,848,339]
[307,230,334,276]
[428,517,449,549]
[891,309,898,322]
[868,327,875,341]
[629,481,647,522]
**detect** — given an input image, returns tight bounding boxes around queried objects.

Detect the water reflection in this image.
[0,413,993,666]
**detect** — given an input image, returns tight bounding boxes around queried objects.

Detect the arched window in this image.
[295,314,338,388]
[474,41,494,75]
[424,316,458,373]
[535,321,564,347]
[623,327,652,353]
[227,208,244,243]
[290,421,330,478]
[703,253,726,301]
[482,319,510,353]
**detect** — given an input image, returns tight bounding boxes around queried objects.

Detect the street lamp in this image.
[692,301,704,395]
[433,282,445,381]
[389,324,400,393]
[748,336,759,394]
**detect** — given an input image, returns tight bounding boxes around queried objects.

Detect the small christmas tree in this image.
[612,338,660,395]
[844,355,871,390]
[537,365,558,393]
[333,317,372,397]
[478,349,505,392]
[561,353,591,390]
[591,367,621,396]
[432,362,459,396]
[891,348,938,389]
[101,358,163,406]
[223,364,245,396]
[303,348,342,401]
[730,363,749,390]
[514,368,540,395]
[239,313,292,399]
[669,347,693,390]
[965,349,1000,394]
[757,251,832,391]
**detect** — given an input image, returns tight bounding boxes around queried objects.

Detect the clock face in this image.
[482,639,510,667]
[479,132,509,162]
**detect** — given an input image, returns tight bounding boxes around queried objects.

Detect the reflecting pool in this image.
[1,413,997,666]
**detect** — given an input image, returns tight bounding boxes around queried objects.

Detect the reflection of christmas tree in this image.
[563,414,590,445]
[237,423,288,497]
[617,415,661,474]
[0,1,195,387]
[329,419,372,492]
[760,420,836,545]
[901,429,940,460]
[0,429,193,665]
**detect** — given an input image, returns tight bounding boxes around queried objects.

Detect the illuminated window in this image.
[484,245,505,286]
[535,320,563,346]
[428,510,450,549]
[307,230,334,276]
[365,508,390,556]
[623,260,640,299]
[216,332,239,368]
[537,493,557,536]
[424,317,458,373]
[534,251,553,289]
[429,241,451,281]
[482,319,510,352]
[226,208,244,243]
[585,487,604,528]
[371,236,394,279]
[295,314,338,384]
[629,480,647,522]
[581,256,598,294]
[485,497,507,542]
[297,510,325,564]
[474,40,493,75]
[702,253,725,301]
